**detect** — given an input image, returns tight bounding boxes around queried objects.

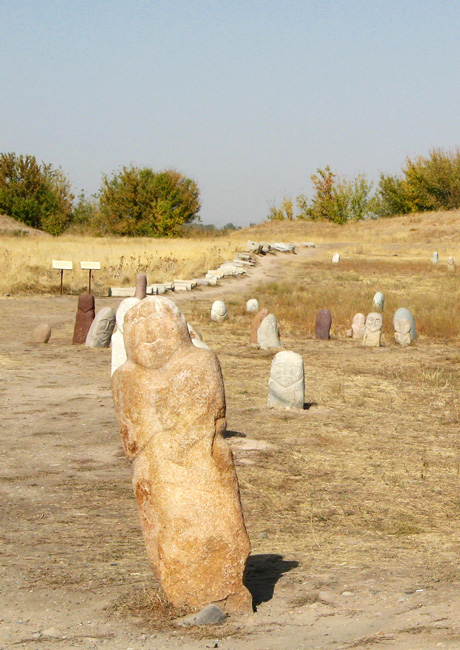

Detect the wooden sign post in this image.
[52,260,73,295]
[80,261,101,294]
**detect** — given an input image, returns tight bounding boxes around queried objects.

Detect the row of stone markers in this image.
[432,251,456,270]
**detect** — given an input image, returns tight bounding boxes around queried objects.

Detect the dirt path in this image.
[1,248,460,649]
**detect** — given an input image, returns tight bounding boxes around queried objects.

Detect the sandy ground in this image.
[2,248,460,649]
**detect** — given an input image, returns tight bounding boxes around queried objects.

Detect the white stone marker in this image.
[268,350,304,409]
[432,252,439,264]
[211,300,228,322]
[257,313,282,350]
[246,298,259,313]
[332,253,340,263]
[372,292,385,310]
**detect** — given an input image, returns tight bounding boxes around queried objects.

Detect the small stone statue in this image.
[268,350,304,409]
[432,251,439,264]
[257,313,282,350]
[246,298,259,313]
[250,308,269,344]
[111,297,141,375]
[393,307,416,346]
[72,294,95,344]
[211,300,228,322]
[346,313,365,339]
[30,323,51,344]
[112,297,252,613]
[372,292,385,310]
[332,253,340,263]
[86,307,116,348]
[363,312,383,347]
[315,309,332,339]
[448,257,455,272]
[135,273,148,299]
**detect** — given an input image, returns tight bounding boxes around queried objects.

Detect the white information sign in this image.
[52,260,73,270]
[80,261,101,270]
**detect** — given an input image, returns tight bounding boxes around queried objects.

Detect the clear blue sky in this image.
[2,0,460,227]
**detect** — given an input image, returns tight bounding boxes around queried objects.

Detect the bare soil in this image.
[0,214,51,236]
[2,248,460,649]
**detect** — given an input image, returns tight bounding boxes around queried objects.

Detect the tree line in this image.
[268,147,460,223]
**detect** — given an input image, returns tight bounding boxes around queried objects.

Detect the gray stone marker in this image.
[363,312,383,347]
[257,313,282,350]
[315,309,332,340]
[111,297,141,375]
[246,298,259,313]
[393,307,416,346]
[372,292,385,310]
[268,350,304,409]
[211,300,228,322]
[432,251,439,264]
[86,307,116,348]
[30,323,51,344]
[346,313,365,339]
[448,256,456,271]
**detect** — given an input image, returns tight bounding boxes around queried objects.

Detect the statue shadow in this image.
[303,401,318,410]
[224,430,247,438]
[245,554,299,609]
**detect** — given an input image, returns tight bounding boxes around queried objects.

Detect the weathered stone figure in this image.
[111,297,141,375]
[72,294,95,344]
[30,323,51,344]
[346,313,365,339]
[86,307,116,348]
[246,298,259,313]
[432,251,439,264]
[393,307,416,346]
[315,309,332,339]
[363,312,383,347]
[112,297,251,613]
[268,350,304,409]
[332,253,340,263]
[135,273,148,299]
[448,257,455,272]
[250,308,269,344]
[372,292,385,310]
[257,313,282,350]
[211,300,228,322]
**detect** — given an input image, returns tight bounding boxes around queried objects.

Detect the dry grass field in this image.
[2,212,460,649]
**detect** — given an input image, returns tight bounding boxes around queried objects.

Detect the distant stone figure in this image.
[111,297,141,375]
[363,312,383,347]
[346,313,365,339]
[448,257,455,272]
[432,251,439,264]
[135,273,148,299]
[393,307,416,346]
[268,350,304,409]
[30,323,51,344]
[86,307,116,348]
[246,298,259,313]
[112,297,252,613]
[72,294,95,344]
[332,253,340,263]
[315,309,332,339]
[250,308,269,345]
[257,313,282,350]
[372,292,385,310]
[211,300,228,322]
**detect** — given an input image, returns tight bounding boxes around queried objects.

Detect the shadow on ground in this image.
[245,554,299,609]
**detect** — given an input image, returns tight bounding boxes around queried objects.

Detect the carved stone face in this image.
[124,297,190,368]
[212,301,227,317]
[95,310,115,345]
[78,294,95,313]
[365,313,383,332]
[394,318,411,345]
[352,313,365,328]
[271,356,303,388]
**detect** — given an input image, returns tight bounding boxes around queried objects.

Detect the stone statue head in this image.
[365,312,383,332]
[212,301,227,316]
[124,296,191,368]
[270,351,303,388]
[78,294,95,312]
[116,297,141,332]
[352,313,365,328]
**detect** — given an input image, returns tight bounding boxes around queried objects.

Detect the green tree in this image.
[267,196,294,220]
[98,166,200,236]
[0,153,74,234]
[297,167,338,221]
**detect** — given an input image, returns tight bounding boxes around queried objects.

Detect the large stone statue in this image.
[346,313,365,339]
[111,297,141,375]
[112,297,251,613]
[363,312,383,347]
[267,351,304,409]
[393,307,416,346]
[72,294,95,344]
[315,309,332,340]
[86,307,116,348]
